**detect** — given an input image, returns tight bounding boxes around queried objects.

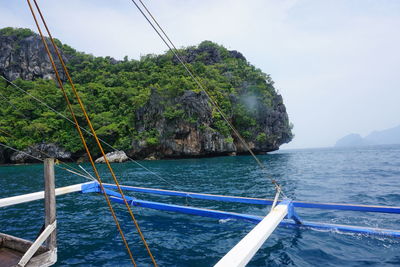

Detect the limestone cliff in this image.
[0,27,293,163]
[0,27,69,81]
[129,89,291,159]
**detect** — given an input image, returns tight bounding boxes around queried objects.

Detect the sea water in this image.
[1,145,400,266]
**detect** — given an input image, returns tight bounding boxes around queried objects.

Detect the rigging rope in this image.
[26,1,139,265]
[32,2,157,263]
[28,0,157,265]
[129,0,284,195]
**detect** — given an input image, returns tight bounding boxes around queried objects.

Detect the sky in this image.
[1,0,399,149]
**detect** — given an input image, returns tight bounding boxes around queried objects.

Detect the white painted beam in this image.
[18,221,57,267]
[214,202,289,267]
[0,182,92,208]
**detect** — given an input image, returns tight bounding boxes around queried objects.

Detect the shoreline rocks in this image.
[95,150,128,163]
[9,143,72,164]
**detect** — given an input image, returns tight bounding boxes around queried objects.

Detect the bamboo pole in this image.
[214,202,288,267]
[0,182,93,208]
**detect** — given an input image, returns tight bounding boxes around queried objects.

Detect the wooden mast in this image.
[44,158,56,251]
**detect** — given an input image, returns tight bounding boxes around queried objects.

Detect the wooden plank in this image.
[0,247,56,267]
[214,203,288,267]
[0,182,91,208]
[0,233,56,267]
[0,233,47,255]
[0,247,23,267]
[44,158,56,250]
[17,221,56,266]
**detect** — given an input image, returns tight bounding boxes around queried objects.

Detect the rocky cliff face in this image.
[0,147,5,164]
[129,89,292,159]
[129,90,234,158]
[0,28,68,81]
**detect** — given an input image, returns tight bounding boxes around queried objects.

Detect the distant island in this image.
[0,27,293,163]
[335,125,400,147]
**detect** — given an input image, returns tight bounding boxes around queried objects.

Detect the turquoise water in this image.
[1,145,400,266]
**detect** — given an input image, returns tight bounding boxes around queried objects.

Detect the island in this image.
[0,27,293,163]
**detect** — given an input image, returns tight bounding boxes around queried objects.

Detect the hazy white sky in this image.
[1,0,399,148]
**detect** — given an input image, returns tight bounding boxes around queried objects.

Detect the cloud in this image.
[1,0,399,148]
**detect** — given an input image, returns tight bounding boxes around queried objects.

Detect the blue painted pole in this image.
[81,183,400,238]
[101,183,400,214]
[107,194,400,238]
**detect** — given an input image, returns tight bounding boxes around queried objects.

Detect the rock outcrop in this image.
[0,28,69,81]
[95,151,128,163]
[0,147,5,164]
[10,143,72,164]
[172,41,246,66]
[129,90,236,158]
[128,88,292,159]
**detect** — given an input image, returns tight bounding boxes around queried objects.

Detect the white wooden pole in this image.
[214,202,288,267]
[0,182,93,208]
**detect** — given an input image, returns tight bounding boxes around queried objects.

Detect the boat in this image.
[1,1,400,266]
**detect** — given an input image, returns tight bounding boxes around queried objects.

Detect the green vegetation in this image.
[0,28,290,156]
[164,105,185,120]
[225,137,234,144]
[0,27,35,38]
[256,133,267,143]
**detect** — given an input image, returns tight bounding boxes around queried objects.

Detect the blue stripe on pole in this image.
[101,183,400,214]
